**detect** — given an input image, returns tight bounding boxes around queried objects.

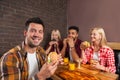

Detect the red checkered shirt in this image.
[82,46,116,73]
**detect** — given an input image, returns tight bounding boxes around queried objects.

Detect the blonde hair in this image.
[51,29,61,40]
[90,27,107,46]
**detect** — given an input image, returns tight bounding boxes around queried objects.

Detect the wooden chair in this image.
[107,42,120,50]
[107,42,120,75]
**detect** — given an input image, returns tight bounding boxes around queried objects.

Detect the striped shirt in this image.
[0,42,46,80]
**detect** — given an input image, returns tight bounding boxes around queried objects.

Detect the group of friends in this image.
[0,17,116,80]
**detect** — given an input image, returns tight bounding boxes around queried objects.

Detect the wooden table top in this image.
[52,64,119,80]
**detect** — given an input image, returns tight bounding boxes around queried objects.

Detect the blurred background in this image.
[0,0,120,57]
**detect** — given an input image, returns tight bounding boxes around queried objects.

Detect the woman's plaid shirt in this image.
[83,46,116,73]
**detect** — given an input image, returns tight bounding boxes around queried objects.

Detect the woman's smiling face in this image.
[90,30,102,43]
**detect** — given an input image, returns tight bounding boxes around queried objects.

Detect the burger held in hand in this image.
[80,41,90,50]
[48,52,58,63]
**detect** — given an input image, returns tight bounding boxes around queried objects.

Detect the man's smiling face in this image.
[24,23,44,48]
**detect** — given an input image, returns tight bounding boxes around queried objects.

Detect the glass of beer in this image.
[69,62,75,70]
[64,57,69,65]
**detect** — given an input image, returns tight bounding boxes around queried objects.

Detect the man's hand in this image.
[67,37,75,48]
[57,54,64,65]
[37,61,58,80]
[37,54,63,80]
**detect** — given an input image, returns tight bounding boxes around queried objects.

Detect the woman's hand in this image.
[80,41,90,50]
[49,41,57,46]
[90,60,105,71]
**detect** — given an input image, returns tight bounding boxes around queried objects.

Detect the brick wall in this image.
[0,0,67,57]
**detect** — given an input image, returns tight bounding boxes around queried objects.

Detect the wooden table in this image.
[53,64,119,80]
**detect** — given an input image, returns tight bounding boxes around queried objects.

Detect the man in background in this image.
[61,26,82,62]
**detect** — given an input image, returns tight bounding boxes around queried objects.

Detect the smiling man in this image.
[0,17,62,80]
[61,26,82,62]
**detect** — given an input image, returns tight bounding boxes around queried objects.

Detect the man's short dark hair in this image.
[25,17,45,30]
[68,26,79,33]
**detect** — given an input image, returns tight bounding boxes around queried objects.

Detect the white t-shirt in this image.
[27,52,39,79]
[93,52,99,61]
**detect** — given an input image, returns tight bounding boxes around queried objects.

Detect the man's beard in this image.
[28,41,39,48]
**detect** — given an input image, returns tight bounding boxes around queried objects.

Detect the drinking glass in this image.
[64,57,69,65]
[69,62,75,70]
[76,58,82,69]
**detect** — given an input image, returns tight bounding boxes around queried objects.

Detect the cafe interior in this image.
[0,0,120,80]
